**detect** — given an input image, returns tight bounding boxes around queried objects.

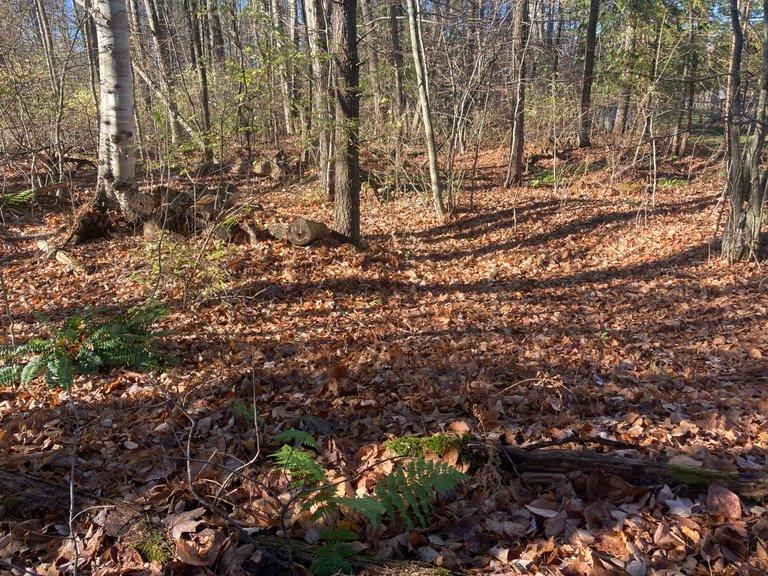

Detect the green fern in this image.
[0,304,173,389]
[274,428,319,450]
[267,432,466,576]
[311,552,354,576]
[0,188,35,210]
[270,444,326,484]
[373,459,465,529]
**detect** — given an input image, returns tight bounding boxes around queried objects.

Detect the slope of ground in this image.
[0,147,766,575]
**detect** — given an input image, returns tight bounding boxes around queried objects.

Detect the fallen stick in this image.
[475,444,768,500]
[35,240,87,274]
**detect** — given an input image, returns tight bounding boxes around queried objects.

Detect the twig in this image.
[0,559,41,576]
[67,393,82,576]
[0,268,15,346]
[523,434,636,451]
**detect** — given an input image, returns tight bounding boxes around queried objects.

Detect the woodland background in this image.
[0,0,767,574]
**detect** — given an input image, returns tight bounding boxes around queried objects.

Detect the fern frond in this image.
[20,339,53,354]
[269,445,326,483]
[274,428,319,450]
[373,458,466,528]
[326,496,383,528]
[310,553,354,576]
[45,353,74,388]
[57,315,83,342]
[0,364,22,385]
[316,542,358,558]
[0,345,18,360]
[20,355,47,384]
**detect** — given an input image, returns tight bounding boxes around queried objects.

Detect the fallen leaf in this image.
[707,484,742,519]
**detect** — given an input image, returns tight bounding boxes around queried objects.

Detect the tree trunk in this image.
[332,0,361,245]
[483,446,768,500]
[550,3,563,78]
[94,0,140,220]
[304,0,334,198]
[612,19,634,136]
[389,0,406,122]
[389,0,406,181]
[504,0,529,187]
[271,0,295,134]
[722,0,767,263]
[82,0,101,125]
[678,48,698,156]
[360,0,383,129]
[207,0,226,66]
[406,0,446,218]
[142,0,181,144]
[577,0,599,148]
[188,0,214,164]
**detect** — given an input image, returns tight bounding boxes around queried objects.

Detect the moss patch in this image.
[135,529,171,563]
[387,433,474,462]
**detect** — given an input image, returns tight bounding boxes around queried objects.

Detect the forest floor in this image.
[0,145,767,575]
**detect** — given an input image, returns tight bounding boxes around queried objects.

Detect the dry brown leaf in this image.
[707,484,742,519]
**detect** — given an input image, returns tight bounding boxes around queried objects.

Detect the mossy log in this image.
[484,445,768,500]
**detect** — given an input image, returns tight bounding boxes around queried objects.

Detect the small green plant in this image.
[311,528,359,576]
[231,398,264,425]
[530,170,556,187]
[144,239,233,301]
[657,177,685,187]
[134,529,172,562]
[270,430,467,575]
[387,433,472,460]
[0,189,35,210]
[0,304,174,388]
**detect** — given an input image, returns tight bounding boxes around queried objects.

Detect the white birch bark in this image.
[94,0,140,220]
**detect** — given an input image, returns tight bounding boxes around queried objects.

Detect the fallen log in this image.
[268,222,287,241]
[287,217,329,246]
[479,445,768,500]
[268,218,330,246]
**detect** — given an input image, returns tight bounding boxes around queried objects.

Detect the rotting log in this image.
[287,217,329,246]
[477,445,768,500]
[0,470,465,575]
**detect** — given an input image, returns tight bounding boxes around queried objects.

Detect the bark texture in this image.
[406,0,446,218]
[332,0,361,245]
[578,0,600,148]
[94,0,140,220]
[722,0,767,263]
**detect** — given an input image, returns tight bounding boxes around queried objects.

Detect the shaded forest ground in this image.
[1,146,767,575]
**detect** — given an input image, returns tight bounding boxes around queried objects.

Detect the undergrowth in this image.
[271,429,467,576]
[0,303,174,388]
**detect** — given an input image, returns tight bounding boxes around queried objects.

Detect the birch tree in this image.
[93,0,140,220]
